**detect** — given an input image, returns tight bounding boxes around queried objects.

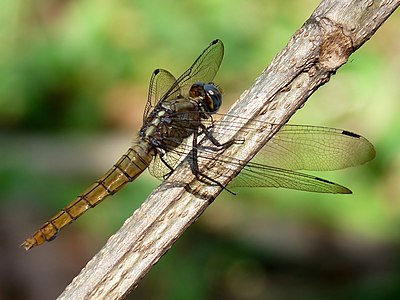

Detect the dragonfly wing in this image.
[148,155,175,179]
[144,39,224,120]
[252,125,376,171]
[172,39,224,99]
[230,163,352,194]
[148,138,192,179]
[145,69,179,120]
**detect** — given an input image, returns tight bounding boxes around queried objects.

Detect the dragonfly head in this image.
[190,82,222,113]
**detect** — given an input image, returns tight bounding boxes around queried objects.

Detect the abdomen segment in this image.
[21,142,154,250]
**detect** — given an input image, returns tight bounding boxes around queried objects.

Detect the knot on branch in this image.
[314,17,354,71]
[320,29,353,70]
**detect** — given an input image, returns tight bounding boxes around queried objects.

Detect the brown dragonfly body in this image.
[22,39,376,250]
[22,143,153,249]
[22,38,224,250]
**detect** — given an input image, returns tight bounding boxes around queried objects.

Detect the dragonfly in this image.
[22,39,376,250]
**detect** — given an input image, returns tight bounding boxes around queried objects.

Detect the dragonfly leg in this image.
[190,129,236,195]
[159,153,175,180]
[199,124,244,151]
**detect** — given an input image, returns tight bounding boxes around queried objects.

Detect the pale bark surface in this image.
[58,1,400,299]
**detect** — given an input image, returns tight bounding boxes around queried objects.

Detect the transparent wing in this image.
[145,69,178,120]
[188,139,354,194]
[148,140,191,179]
[174,39,224,98]
[222,122,374,193]
[144,39,224,119]
[229,163,352,194]
[252,125,376,171]
[146,110,375,194]
[199,115,376,172]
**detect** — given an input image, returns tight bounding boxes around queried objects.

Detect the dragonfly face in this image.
[189,82,222,113]
[22,39,376,250]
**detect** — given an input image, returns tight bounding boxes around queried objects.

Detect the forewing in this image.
[247,125,376,171]
[144,109,375,194]
[165,39,224,100]
[144,39,224,119]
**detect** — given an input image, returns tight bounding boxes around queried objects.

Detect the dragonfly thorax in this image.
[140,98,206,150]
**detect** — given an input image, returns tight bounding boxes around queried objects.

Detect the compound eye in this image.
[204,84,222,112]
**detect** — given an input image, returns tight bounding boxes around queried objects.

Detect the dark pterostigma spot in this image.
[341,130,360,138]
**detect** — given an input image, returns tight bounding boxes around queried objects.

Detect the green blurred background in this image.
[1,1,400,299]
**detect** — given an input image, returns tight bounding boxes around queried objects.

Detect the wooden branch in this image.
[58,1,399,299]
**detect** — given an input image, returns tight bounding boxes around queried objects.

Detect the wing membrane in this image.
[156,112,375,194]
[148,139,192,179]
[191,115,375,172]
[144,39,224,119]
[253,125,376,171]
[141,38,374,194]
[229,163,352,194]
[174,39,224,98]
[145,69,179,120]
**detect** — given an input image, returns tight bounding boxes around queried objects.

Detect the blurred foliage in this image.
[1,1,400,300]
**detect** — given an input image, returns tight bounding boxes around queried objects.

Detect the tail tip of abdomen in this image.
[20,238,37,250]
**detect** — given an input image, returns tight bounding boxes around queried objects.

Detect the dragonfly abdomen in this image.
[22,142,155,250]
